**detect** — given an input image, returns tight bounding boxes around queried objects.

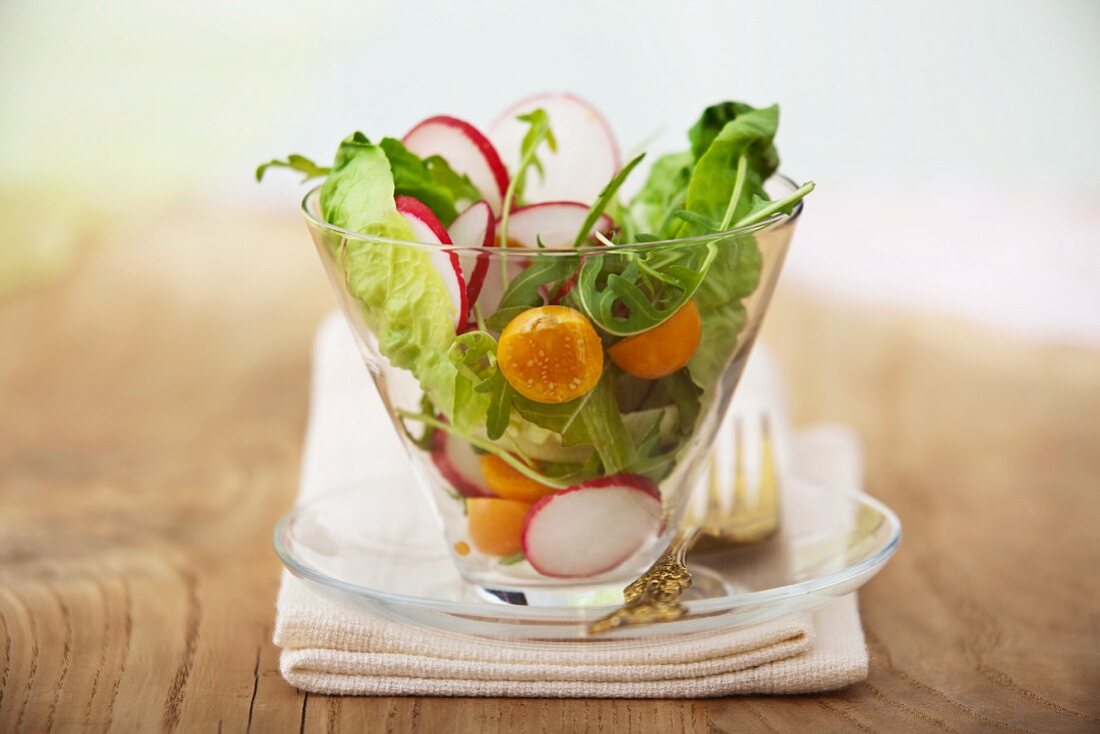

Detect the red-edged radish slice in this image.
[522,475,662,578]
[430,428,493,498]
[447,200,496,309]
[504,201,613,248]
[489,93,621,204]
[395,195,469,330]
[403,116,510,215]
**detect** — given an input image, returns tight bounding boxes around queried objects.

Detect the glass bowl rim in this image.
[299,174,804,256]
[273,474,901,621]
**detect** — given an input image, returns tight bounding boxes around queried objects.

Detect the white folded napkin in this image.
[274,313,868,697]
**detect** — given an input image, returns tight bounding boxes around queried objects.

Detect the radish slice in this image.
[504,201,613,248]
[522,475,662,578]
[430,429,493,498]
[489,93,621,204]
[403,116,510,215]
[395,195,469,330]
[447,200,496,309]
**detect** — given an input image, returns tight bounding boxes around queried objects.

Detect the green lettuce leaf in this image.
[686,238,760,392]
[675,105,779,237]
[321,132,461,419]
[688,101,779,174]
[627,151,693,236]
[447,331,497,434]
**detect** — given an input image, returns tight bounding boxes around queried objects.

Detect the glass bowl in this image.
[301,177,801,602]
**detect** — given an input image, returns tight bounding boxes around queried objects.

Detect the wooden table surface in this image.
[1,207,1097,732]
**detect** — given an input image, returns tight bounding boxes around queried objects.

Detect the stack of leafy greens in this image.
[260,96,812,532]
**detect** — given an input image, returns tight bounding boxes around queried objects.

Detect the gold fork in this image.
[587,415,781,635]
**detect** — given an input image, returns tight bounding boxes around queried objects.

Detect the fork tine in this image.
[758,413,779,514]
[703,445,722,524]
[733,416,748,510]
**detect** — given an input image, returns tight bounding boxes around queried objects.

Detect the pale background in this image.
[1,0,1098,341]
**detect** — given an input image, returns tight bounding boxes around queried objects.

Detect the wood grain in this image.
[1,207,1097,732]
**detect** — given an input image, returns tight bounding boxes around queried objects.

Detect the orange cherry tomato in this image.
[497,305,603,404]
[466,498,530,556]
[478,454,556,503]
[608,301,702,379]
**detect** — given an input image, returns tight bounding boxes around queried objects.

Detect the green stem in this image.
[719,153,749,230]
[573,153,645,248]
[497,144,546,292]
[396,409,573,489]
[734,181,816,229]
[593,230,616,248]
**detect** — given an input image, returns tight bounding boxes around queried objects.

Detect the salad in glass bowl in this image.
[260,94,812,601]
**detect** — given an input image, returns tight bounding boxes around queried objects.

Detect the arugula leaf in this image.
[579,371,634,474]
[512,371,634,474]
[477,371,516,441]
[255,154,330,182]
[498,109,556,252]
[538,454,600,482]
[622,407,676,451]
[485,306,528,333]
[662,369,703,435]
[512,109,558,204]
[410,393,438,451]
[734,182,815,228]
[511,391,597,448]
[496,256,577,312]
[672,209,722,231]
[573,153,645,248]
[575,246,717,336]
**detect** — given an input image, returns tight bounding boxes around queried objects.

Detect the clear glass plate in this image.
[274,476,900,641]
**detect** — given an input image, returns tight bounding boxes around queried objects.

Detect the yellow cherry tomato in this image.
[466,498,529,556]
[608,301,702,379]
[478,454,556,503]
[497,305,603,404]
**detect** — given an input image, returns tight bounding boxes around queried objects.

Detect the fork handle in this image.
[587,526,703,635]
